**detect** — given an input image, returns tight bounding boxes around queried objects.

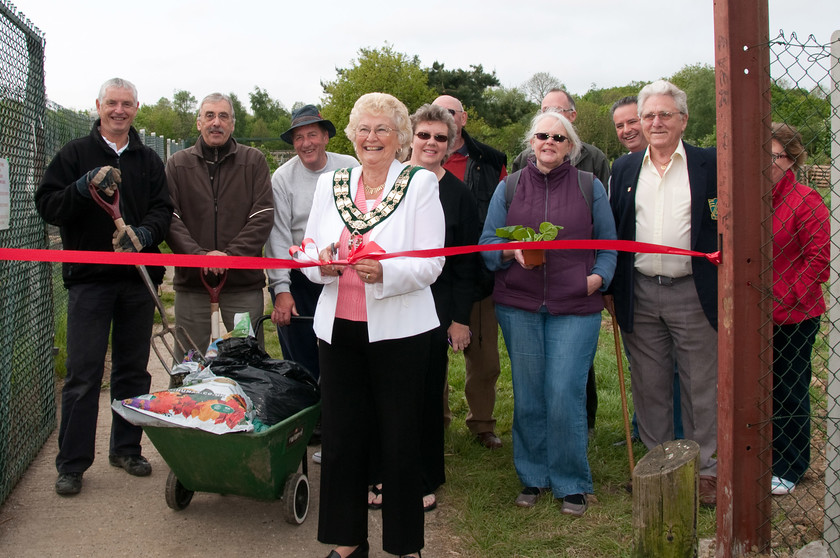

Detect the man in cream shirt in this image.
[609,80,718,506]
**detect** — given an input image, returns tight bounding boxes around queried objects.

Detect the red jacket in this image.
[772,169,829,325]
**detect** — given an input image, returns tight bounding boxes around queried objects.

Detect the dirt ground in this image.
[0,345,458,558]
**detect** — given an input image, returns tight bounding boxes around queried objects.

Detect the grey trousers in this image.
[174,288,266,356]
[622,271,718,476]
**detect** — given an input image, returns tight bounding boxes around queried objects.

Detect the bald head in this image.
[541,89,577,123]
[433,95,467,147]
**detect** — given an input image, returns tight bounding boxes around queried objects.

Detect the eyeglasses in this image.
[416,131,449,143]
[541,107,575,114]
[771,153,789,163]
[446,109,463,116]
[641,111,683,122]
[534,133,568,143]
[202,111,232,122]
[356,126,393,139]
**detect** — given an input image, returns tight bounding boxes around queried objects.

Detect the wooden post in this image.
[633,440,700,558]
[714,1,772,555]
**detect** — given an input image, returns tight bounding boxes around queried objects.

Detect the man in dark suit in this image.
[608,80,718,506]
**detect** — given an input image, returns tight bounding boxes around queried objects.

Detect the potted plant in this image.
[495,222,563,266]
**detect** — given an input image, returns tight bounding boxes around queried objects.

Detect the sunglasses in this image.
[416,131,449,143]
[534,133,568,143]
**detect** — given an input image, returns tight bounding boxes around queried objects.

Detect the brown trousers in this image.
[444,295,501,434]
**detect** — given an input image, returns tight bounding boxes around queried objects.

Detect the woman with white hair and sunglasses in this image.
[479,110,616,517]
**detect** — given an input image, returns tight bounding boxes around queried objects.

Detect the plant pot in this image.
[522,249,545,266]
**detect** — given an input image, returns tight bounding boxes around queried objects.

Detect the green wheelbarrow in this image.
[142,400,320,525]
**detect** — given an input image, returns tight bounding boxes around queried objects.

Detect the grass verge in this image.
[439,313,716,557]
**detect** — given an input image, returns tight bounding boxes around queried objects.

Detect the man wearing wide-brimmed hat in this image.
[265,105,358,382]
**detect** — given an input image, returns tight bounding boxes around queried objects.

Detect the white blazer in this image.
[302,160,445,343]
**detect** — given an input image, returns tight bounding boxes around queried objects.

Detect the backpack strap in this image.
[506,168,593,217]
[577,170,594,222]
[504,169,523,211]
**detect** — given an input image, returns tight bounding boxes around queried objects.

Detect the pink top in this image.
[334,178,385,322]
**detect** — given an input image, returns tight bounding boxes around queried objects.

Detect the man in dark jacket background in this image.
[165,93,273,354]
[35,77,173,496]
[433,94,507,449]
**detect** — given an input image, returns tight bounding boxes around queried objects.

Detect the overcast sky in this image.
[10,0,839,113]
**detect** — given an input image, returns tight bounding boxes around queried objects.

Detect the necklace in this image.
[361,173,385,195]
[364,182,385,194]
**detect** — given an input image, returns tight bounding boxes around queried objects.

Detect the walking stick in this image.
[607,305,635,475]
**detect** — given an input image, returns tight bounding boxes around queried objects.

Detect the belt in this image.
[637,271,692,286]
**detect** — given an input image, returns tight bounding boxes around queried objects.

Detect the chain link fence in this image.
[0,0,187,505]
[0,0,62,505]
[757,30,840,554]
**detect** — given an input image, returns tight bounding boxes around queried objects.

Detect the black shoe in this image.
[560,493,588,517]
[109,454,152,477]
[325,540,369,558]
[55,472,83,496]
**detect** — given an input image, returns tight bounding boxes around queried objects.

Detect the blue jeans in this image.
[496,305,600,497]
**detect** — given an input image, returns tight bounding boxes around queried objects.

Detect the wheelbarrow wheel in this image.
[283,472,309,525]
[165,470,194,510]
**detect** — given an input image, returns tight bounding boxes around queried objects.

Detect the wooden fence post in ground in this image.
[632,439,700,557]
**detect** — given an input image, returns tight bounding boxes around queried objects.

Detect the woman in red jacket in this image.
[769,123,830,495]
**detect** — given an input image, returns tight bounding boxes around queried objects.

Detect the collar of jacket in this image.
[196,135,236,164]
[459,128,482,158]
[772,168,796,202]
[89,119,143,154]
[525,158,572,181]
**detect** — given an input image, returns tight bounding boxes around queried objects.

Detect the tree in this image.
[669,64,716,146]
[247,87,291,148]
[771,82,831,164]
[320,44,437,155]
[228,92,248,139]
[249,86,288,124]
[470,86,537,163]
[172,90,197,140]
[522,72,563,104]
[426,62,500,116]
[134,97,180,140]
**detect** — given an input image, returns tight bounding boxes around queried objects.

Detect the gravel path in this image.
[0,338,455,557]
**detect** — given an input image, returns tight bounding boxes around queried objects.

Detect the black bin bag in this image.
[209,336,320,426]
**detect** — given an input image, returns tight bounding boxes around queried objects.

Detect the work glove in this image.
[112,225,152,253]
[75,166,121,197]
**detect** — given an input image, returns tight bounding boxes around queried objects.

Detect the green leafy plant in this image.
[495,221,562,242]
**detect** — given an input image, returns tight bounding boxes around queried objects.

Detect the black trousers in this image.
[272,270,323,380]
[420,322,448,494]
[773,317,820,483]
[57,281,154,473]
[586,364,597,429]
[317,319,427,555]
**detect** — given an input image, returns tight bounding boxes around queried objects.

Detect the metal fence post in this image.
[825,29,840,558]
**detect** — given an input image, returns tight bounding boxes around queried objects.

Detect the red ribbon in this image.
[1,240,720,268]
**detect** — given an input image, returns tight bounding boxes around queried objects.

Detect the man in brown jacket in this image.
[165,92,273,354]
